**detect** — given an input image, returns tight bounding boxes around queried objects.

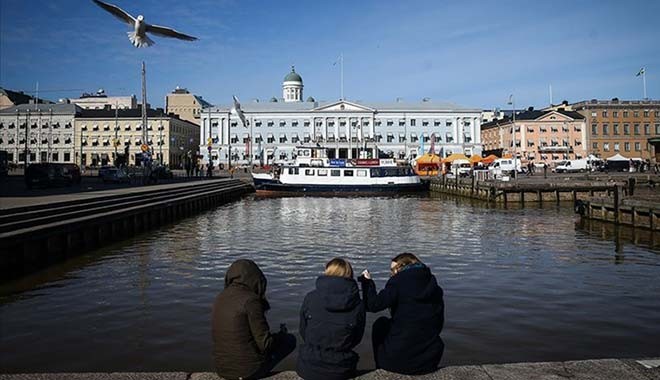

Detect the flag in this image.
[232,95,248,128]
[333,54,342,66]
[636,68,645,77]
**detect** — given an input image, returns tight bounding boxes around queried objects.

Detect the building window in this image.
[635,142,641,151]
[656,124,660,134]
[602,124,609,135]
[614,142,620,151]
[613,111,618,118]
[387,134,394,143]
[591,124,598,135]
[434,121,441,127]
[623,124,630,135]
[446,132,453,142]
[644,124,650,135]
[602,110,608,118]
[603,143,610,151]
[644,110,649,117]
[634,111,639,118]
[624,142,630,152]
[634,124,640,135]
[592,142,598,150]
[410,119,416,126]
[623,111,629,117]
[422,120,429,126]
[613,124,619,135]
[386,120,393,126]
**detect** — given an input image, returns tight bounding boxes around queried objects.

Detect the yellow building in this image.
[165,87,209,125]
[74,107,199,168]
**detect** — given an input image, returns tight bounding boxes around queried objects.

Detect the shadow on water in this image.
[575,218,660,255]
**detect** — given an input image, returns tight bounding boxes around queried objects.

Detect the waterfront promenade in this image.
[2,358,659,379]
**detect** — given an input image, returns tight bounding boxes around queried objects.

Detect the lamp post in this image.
[48,108,53,163]
[508,95,517,180]
[24,109,30,166]
[114,102,119,164]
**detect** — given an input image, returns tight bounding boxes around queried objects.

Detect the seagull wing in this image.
[92,0,134,25]
[146,24,198,41]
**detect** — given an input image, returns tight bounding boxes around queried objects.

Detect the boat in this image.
[251,146,427,194]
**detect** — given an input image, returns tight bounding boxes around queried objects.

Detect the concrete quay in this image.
[0,179,254,281]
[2,358,659,380]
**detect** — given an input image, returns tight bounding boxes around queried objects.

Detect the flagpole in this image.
[340,53,344,100]
[643,70,647,99]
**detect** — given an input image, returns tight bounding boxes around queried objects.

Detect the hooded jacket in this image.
[359,263,444,375]
[296,276,366,380]
[212,259,273,380]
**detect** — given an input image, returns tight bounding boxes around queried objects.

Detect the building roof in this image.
[76,107,197,126]
[0,103,80,115]
[283,66,303,83]
[0,88,54,105]
[481,108,584,128]
[570,99,660,108]
[205,99,480,113]
[194,95,212,108]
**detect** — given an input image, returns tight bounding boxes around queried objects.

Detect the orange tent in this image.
[469,154,483,165]
[482,154,499,164]
[442,153,469,163]
[414,153,441,176]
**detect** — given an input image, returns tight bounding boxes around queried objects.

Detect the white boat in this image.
[252,146,427,193]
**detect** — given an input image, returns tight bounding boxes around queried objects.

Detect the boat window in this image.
[288,168,295,175]
[331,170,341,177]
[370,168,383,177]
[305,169,315,176]
[318,169,328,176]
[357,170,367,177]
[344,170,354,177]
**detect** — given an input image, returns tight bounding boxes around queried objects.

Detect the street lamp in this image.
[507,94,517,180]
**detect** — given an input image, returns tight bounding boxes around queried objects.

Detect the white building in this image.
[200,68,482,166]
[68,89,138,110]
[0,103,79,165]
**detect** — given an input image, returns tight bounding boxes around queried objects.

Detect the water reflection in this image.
[1,195,659,372]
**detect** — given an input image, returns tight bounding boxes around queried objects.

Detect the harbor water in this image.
[1,194,660,372]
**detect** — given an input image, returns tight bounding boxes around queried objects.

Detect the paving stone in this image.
[190,372,301,380]
[613,358,660,380]
[0,373,188,380]
[483,361,573,380]
[563,359,649,380]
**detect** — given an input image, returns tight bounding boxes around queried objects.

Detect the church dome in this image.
[283,66,302,83]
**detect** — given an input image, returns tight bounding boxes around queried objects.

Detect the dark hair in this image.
[391,253,421,273]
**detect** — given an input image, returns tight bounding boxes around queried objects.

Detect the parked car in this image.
[489,158,523,179]
[98,165,116,178]
[100,167,130,183]
[555,159,589,173]
[25,163,81,189]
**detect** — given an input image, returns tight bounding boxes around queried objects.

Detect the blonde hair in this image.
[391,252,421,274]
[325,258,354,278]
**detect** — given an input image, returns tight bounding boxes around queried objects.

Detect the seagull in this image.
[92,0,197,48]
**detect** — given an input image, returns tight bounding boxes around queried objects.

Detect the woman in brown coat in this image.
[212,259,296,380]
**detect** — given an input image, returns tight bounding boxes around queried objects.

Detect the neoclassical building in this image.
[200,68,482,165]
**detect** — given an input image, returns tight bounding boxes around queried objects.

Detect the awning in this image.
[411,133,417,137]
[304,132,310,137]
[243,133,250,138]
[279,133,286,138]
[267,133,273,138]
[387,132,394,136]
[421,132,429,137]
[92,138,98,143]
[399,132,405,137]
[291,133,298,137]
[327,132,335,138]
[339,133,346,137]
[255,133,262,138]
[103,124,109,129]
[103,139,109,144]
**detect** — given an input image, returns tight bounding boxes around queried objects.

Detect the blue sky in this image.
[1,0,658,109]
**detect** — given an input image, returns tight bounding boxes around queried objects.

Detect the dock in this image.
[0,179,254,281]
[1,357,658,380]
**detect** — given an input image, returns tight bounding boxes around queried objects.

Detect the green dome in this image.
[283,66,302,83]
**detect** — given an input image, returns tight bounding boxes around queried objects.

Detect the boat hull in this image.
[253,177,428,193]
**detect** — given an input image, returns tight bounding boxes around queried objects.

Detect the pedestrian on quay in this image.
[358,253,445,375]
[211,259,296,380]
[297,258,366,380]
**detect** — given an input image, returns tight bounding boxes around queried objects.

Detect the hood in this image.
[394,264,442,302]
[225,259,268,300]
[315,275,361,312]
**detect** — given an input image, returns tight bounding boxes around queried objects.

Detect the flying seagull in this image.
[92,0,197,48]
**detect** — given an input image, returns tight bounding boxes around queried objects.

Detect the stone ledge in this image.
[2,358,659,380]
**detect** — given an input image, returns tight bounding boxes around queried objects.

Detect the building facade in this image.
[567,99,660,160]
[74,108,200,168]
[165,86,209,125]
[481,108,587,163]
[0,104,79,165]
[0,88,54,110]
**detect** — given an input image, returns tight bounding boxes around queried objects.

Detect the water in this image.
[2,194,660,373]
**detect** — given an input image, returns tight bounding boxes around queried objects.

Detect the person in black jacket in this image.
[297,258,366,380]
[212,259,296,380]
[358,253,444,375]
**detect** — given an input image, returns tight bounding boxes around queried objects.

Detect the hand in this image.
[361,269,371,280]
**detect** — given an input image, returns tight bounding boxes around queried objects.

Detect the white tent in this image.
[606,153,629,161]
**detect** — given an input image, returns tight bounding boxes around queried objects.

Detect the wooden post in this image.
[556,190,560,204]
[631,206,636,228]
[538,190,542,205]
[613,186,620,224]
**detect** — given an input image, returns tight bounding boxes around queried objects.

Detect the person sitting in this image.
[211,259,296,380]
[358,253,444,375]
[297,258,365,380]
